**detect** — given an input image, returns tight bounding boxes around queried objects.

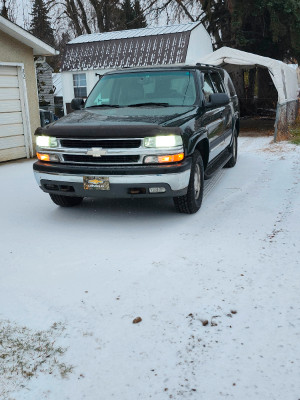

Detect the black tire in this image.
[173,150,204,214]
[49,194,83,207]
[224,129,238,168]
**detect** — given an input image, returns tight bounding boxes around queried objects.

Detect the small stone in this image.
[202,320,209,326]
[133,317,142,324]
[231,310,237,314]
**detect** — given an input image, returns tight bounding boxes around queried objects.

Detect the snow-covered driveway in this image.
[1,137,300,400]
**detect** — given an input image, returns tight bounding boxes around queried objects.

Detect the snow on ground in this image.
[0,137,300,400]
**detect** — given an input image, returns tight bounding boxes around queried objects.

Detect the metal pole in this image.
[274,102,280,142]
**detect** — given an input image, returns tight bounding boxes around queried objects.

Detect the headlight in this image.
[36,136,58,148]
[144,135,182,148]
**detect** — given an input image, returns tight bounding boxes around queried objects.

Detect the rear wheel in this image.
[173,150,204,214]
[224,129,238,168]
[49,194,83,207]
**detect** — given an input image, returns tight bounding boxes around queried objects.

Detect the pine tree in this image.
[29,0,55,47]
[133,0,146,28]
[121,0,147,29]
[122,0,135,29]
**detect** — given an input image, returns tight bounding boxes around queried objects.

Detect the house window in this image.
[73,73,87,98]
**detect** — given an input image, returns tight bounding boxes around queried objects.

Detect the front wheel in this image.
[173,150,204,214]
[224,129,238,168]
[49,194,83,207]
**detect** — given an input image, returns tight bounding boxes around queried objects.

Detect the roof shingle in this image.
[61,32,191,72]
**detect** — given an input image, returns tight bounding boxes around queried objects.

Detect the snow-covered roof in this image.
[0,15,58,56]
[52,73,62,97]
[69,22,201,45]
[199,47,298,104]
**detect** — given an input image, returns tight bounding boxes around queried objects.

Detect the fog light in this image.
[149,187,166,193]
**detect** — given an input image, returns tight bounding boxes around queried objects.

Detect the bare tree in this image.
[46,0,132,36]
[0,0,19,23]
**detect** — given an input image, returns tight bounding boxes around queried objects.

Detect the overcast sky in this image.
[4,0,191,38]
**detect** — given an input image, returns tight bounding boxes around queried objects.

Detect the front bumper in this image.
[33,159,192,198]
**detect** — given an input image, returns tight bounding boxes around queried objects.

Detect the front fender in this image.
[185,127,208,156]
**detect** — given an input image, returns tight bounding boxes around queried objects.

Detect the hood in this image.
[36,106,197,138]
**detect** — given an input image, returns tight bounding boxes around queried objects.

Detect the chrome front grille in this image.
[57,137,143,165]
[63,154,140,164]
[60,139,142,149]
[37,137,184,166]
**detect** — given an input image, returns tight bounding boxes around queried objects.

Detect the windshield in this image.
[85,70,197,108]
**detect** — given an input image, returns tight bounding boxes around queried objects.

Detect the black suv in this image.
[33,64,239,214]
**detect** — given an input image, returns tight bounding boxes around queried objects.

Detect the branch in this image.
[76,0,91,34]
[174,0,195,22]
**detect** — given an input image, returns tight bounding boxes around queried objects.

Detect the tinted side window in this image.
[227,75,237,97]
[210,72,225,93]
[203,73,215,102]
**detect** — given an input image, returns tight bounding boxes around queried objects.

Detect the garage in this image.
[0,15,57,163]
[0,64,32,162]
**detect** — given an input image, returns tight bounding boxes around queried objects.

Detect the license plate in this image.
[83,176,110,190]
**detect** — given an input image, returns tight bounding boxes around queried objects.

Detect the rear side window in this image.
[210,72,225,93]
[203,73,215,102]
[227,75,237,97]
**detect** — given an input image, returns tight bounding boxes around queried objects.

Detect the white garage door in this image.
[0,65,30,162]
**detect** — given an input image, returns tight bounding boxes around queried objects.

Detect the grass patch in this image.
[290,124,300,144]
[290,112,300,145]
[0,320,73,399]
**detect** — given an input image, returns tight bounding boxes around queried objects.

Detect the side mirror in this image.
[207,93,230,107]
[71,98,85,110]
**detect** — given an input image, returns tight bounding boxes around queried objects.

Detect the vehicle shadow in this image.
[48,169,225,224]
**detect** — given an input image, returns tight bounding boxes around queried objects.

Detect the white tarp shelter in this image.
[199,47,299,138]
[198,46,298,105]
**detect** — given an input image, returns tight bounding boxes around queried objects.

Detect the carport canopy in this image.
[198,47,298,105]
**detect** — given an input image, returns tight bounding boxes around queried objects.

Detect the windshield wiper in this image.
[86,104,120,108]
[127,102,170,107]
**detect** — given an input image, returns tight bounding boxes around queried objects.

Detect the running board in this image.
[204,148,232,180]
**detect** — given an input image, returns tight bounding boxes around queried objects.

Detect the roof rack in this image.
[195,62,221,69]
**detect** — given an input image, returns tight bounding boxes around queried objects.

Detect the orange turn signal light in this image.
[158,153,184,163]
[37,153,50,161]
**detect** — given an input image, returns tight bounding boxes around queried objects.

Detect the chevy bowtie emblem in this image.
[86,148,107,157]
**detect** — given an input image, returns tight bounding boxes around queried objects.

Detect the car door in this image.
[201,72,226,161]
[210,71,233,149]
